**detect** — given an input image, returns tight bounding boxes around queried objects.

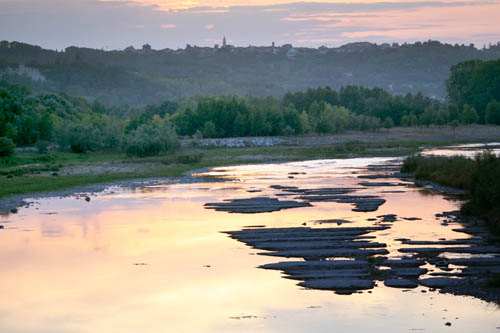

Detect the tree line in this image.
[1,58,499,157]
[446,59,500,125]
[0,81,177,157]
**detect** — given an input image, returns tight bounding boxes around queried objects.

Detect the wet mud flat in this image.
[223,213,500,301]
[205,182,390,214]
[209,160,500,303]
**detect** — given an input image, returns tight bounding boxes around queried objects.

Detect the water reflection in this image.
[422,142,500,157]
[0,154,499,332]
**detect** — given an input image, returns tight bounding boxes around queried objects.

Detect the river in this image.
[0,144,499,332]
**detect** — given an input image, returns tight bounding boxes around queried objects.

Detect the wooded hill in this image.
[1,40,499,105]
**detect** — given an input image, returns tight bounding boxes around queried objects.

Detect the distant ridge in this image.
[1,40,499,105]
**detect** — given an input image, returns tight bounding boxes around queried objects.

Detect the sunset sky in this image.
[1,0,499,50]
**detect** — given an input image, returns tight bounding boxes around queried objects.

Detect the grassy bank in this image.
[0,139,431,199]
[401,152,500,231]
[0,135,497,200]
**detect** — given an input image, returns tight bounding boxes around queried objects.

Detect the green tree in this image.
[202,121,217,138]
[419,107,434,126]
[448,104,460,121]
[299,112,312,133]
[16,115,39,145]
[446,59,500,120]
[382,116,394,129]
[123,119,178,157]
[65,123,102,153]
[282,105,302,135]
[38,113,54,140]
[233,113,248,137]
[485,100,500,125]
[0,136,15,156]
[460,105,479,124]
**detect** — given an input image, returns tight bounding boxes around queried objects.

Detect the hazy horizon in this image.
[1,0,499,51]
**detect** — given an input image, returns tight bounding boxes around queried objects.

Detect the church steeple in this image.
[222,36,227,47]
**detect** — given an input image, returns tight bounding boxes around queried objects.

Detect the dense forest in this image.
[1,40,500,105]
[1,58,499,157]
[446,59,500,124]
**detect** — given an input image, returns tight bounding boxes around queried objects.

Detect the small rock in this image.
[299,278,375,290]
[384,278,418,289]
[445,322,452,326]
[85,196,91,202]
[402,217,422,221]
[419,277,464,288]
[377,214,398,222]
[10,208,18,214]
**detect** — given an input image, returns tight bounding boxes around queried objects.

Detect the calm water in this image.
[0,150,499,332]
[422,142,500,157]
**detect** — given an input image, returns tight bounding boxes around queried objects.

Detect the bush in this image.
[282,125,295,136]
[0,137,15,157]
[470,151,500,218]
[176,153,204,164]
[202,121,217,138]
[402,152,500,231]
[123,120,179,157]
[64,123,102,153]
[36,140,49,153]
[401,154,473,189]
[449,119,460,128]
[382,117,394,129]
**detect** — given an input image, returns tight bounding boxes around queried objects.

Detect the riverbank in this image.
[1,126,500,215]
[401,153,500,233]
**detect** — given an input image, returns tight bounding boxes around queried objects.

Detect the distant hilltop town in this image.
[122,37,500,58]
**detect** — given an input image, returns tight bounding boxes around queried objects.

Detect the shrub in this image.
[65,124,102,153]
[101,120,123,150]
[402,152,500,231]
[202,121,217,138]
[282,125,295,136]
[176,153,204,164]
[466,151,500,225]
[449,119,460,128]
[36,140,49,153]
[382,117,394,129]
[0,137,15,157]
[401,154,473,189]
[123,120,179,157]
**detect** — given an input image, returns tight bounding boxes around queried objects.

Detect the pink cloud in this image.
[315,3,500,42]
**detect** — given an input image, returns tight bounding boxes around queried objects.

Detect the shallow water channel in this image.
[0,145,499,332]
